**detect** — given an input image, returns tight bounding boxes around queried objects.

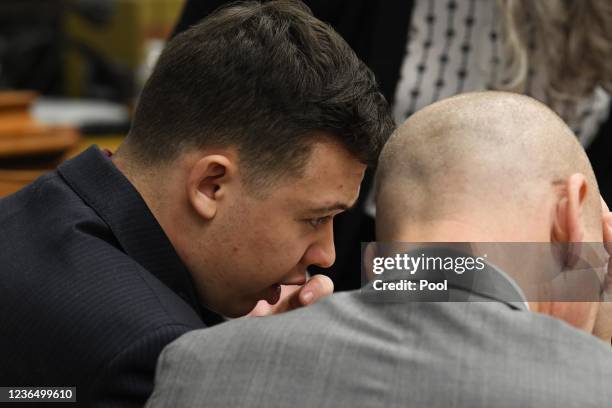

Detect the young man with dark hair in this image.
[0,1,393,406]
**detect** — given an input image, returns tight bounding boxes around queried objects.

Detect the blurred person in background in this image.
[173,0,612,291]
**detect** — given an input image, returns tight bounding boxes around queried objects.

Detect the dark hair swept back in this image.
[125,0,394,189]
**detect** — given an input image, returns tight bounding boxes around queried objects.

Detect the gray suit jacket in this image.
[147,259,612,407]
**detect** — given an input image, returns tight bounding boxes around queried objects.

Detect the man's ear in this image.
[187,154,236,220]
[552,173,588,243]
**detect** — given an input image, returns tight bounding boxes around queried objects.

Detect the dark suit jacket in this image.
[172,0,612,292]
[0,146,219,407]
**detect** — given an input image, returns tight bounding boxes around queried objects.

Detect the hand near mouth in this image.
[247,274,334,317]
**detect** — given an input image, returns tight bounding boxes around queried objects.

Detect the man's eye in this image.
[307,216,332,228]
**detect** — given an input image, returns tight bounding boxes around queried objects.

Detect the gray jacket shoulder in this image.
[148,292,612,408]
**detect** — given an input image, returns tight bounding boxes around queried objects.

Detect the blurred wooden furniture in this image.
[0,91,82,196]
[0,168,47,196]
[0,135,125,197]
[0,91,81,158]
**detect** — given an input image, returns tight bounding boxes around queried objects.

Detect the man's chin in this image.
[215,298,259,319]
[215,285,283,318]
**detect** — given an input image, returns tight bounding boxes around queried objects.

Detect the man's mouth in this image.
[261,272,308,305]
[280,271,308,286]
[281,278,307,286]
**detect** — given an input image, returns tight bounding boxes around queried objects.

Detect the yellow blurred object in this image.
[64,0,185,97]
[0,91,38,111]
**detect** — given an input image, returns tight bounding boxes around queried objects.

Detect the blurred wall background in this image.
[0,0,184,102]
[0,0,185,195]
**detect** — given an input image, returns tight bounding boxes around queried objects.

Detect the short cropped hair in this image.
[125,0,394,190]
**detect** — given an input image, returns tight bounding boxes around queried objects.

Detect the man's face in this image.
[196,140,366,317]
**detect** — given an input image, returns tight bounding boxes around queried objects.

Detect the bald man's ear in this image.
[552,173,588,243]
[187,155,235,220]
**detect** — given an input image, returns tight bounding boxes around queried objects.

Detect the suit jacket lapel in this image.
[57,145,208,319]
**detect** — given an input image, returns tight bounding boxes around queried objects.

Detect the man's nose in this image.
[304,223,336,268]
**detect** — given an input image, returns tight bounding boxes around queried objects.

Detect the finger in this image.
[298,274,334,306]
[261,284,300,315]
[247,299,274,317]
[247,285,300,316]
[256,275,335,316]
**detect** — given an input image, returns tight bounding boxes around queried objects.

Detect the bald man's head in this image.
[376,92,601,243]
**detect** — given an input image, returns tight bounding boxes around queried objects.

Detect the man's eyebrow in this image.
[307,201,357,214]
